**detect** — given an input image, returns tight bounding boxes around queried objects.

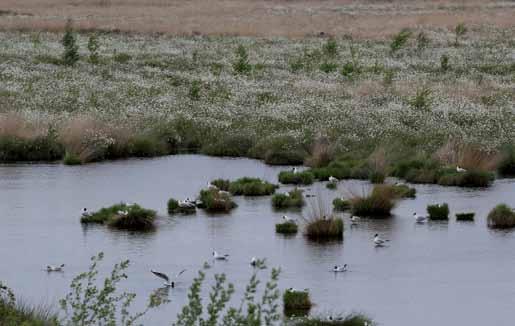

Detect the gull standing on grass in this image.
[151,269,186,288]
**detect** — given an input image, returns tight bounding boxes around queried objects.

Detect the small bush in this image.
[0,133,64,162]
[390,29,412,54]
[228,177,278,196]
[188,80,202,100]
[199,189,236,213]
[275,221,299,234]
[341,61,360,79]
[304,217,344,241]
[350,186,396,217]
[427,203,449,220]
[456,212,475,221]
[61,19,79,66]
[250,136,307,165]
[278,171,315,185]
[128,136,168,157]
[233,45,252,75]
[283,289,311,316]
[332,198,351,211]
[272,188,305,209]
[487,204,515,229]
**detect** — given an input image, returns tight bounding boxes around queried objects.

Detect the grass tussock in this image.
[349,185,396,217]
[81,203,156,230]
[283,289,311,316]
[272,188,305,209]
[227,177,278,196]
[198,189,236,213]
[456,212,475,221]
[278,170,314,185]
[275,221,298,234]
[303,199,344,240]
[435,141,501,171]
[332,198,351,211]
[487,204,515,229]
[426,203,449,220]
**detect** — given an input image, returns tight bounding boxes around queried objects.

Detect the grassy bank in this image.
[0,27,513,170]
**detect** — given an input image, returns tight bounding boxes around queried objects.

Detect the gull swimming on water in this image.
[46,264,65,272]
[373,234,389,246]
[282,215,297,223]
[151,269,186,288]
[413,212,427,223]
[333,264,347,272]
[350,215,360,224]
[213,251,229,260]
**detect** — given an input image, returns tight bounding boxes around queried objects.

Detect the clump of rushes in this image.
[167,198,196,214]
[391,184,416,198]
[290,313,375,326]
[350,185,396,217]
[436,169,494,187]
[332,198,351,211]
[227,177,278,196]
[275,221,298,234]
[198,189,236,213]
[456,212,475,221]
[427,203,449,220]
[81,203,156,231]
[326,181,337,189]
[278,170,314,185]
[283,289,312,317]
[487,204,515,229]
[304,217,343,241]
[272,188,305,209]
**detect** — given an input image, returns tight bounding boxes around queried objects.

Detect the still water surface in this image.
[1,155,515,325]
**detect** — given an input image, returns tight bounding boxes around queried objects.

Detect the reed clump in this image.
[272,188,305,209]
[487,204,515,229]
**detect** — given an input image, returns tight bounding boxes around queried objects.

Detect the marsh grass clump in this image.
[436,170,494,187]
[326,181,337,189]
[272,188,305,209]
[283,289,311,317]
[456,212,475,221]
[350,185,396,217]
[278,170,315,185]
[167,198,196,215]
[275,221,299,234]
[81,203,156,230]
[390,29,412,54]
[392,184,416,198]
[368,171,385,184]
[304,217,344,241]
[487,204,515,229]
[228,177,278,196]
[332,198,351,211]
[0,133,64,162]
[320,62,338,73]
[0,282,58,326]
[290,313,374,326]
[199,189,236,213]
[427,203,449,220]
[106,205,156,230]
[250,136,307,165]
[409,87,432,111]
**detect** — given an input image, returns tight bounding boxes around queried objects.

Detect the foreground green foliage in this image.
[272,189,305,209]
[427,203,449,220]
[487,204,515,229]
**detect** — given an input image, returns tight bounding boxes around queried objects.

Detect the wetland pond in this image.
[1,155,515,325]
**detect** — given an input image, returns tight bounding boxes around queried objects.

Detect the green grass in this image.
[227,177,278,196]
[278,171,314,185]
[332,198,351,211]
[198,189,237,213]
[81,203,156,230]
[283,289,312,317]
[304,217,344,241]
[487,204,515,229]
[427,203,449,220]
[275,221,298,234]
[272,188,305,209]
[456,212,475,221]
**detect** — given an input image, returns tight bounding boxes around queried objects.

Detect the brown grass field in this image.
[0,0,514,38]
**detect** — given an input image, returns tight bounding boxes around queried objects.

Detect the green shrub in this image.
[456,212,475,221]
[278,171,315,185]
[199,189,236,213]
[227,177,277,196]
[454,23,467,46]
[128,136,168,157]
[341,61,360,79]
[106,205,156,231]
[283,289,311,316]
[487,204,515,229]
[304,217,344,241]
[499,144,515,176]
[391,159,428,178]
[350,185,396,217]
[275,221,299,234]
[427,203,449,220]
[233,45,252,74]
[61,19,79,66]
[63,151,82,165]
[250,136,307,165]
[188,80,201,100]
[272,188,305,209]
[390,29,412,53]
[333,198,351,211]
